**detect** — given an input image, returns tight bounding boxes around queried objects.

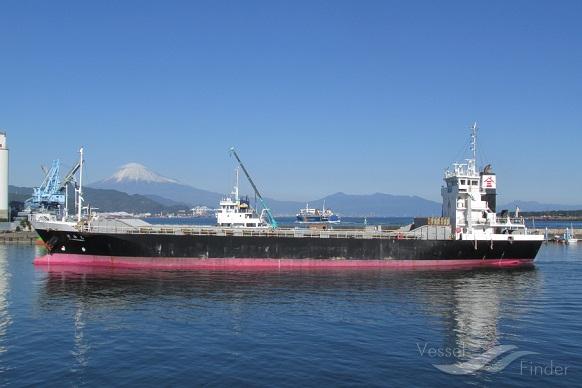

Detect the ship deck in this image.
[79,223,453,241]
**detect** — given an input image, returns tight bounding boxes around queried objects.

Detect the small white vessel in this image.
[215,168,268,228]
[565,225,578,244]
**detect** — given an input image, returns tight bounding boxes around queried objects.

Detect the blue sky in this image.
[1,0,581,204]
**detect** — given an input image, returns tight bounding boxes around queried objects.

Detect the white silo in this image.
[0,133,8,222]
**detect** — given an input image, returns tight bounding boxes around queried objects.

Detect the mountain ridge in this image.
[16,163,582,216]
[9,185,582,217]
[498,200,582,212]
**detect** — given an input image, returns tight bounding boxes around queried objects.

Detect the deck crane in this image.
[229,147,278,228]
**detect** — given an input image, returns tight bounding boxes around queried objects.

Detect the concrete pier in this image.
[0,231,39,245]
[530,228,580,240]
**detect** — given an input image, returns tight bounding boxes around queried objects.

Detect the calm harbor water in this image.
[0,244,581,386]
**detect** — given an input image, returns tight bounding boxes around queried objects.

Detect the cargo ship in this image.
[32,124,544,269]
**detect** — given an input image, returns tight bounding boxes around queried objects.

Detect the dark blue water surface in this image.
[0,244,581,386]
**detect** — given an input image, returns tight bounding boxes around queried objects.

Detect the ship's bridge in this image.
[438,123,540,241]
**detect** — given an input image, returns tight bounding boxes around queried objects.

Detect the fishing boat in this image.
[565,225,578,244]
[296,203,340,224]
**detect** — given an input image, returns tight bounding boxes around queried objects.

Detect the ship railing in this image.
[494,215,526,225]
[79,224,443,240]
[408,225,452,240]
[490,216,527,229]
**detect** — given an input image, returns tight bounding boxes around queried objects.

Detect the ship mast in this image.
[470,122,477,161]
[234,167,239,202]
[77,147,84,222]
[63,184,68,221]
[468,122,478,175]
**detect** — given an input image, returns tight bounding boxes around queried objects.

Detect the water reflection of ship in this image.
[431,269,542,355]
[36,266,542,355]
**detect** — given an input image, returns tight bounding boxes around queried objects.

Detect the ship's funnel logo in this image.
[483,176,496,188]
[432,345,537,375]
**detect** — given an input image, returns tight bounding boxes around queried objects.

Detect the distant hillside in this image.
[227,193,442,217]
[520,209,582,218]
[307,192,441,217]
[9,185,441,216]
[12,182,582,217]
[9,185,173,213]
[143,194,190,207]
[82,187,169,213]
[499,201,582,212]
[8,186,32,203]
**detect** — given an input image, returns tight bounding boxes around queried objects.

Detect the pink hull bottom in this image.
[34,254,535,270]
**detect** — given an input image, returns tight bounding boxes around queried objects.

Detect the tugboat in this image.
[296,203,340,224]
[32,125,544,269]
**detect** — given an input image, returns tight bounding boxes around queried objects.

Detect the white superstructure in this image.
[0,133,8,222]
[215,169,268,228]
[441,123,543,242]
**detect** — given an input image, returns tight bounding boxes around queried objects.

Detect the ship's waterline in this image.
[34,253,535,269]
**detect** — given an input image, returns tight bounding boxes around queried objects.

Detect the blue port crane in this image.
[25,159,81,210]
[229,147,278,228]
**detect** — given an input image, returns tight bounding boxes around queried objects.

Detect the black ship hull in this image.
[34,229,543,269]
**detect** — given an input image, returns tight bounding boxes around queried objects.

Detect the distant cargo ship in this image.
[33,124,544,269]
[296,204,340,224]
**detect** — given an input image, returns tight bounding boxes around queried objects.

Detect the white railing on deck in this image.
[79,224,450,240]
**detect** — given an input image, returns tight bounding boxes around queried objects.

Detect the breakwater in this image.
[531,228,580,238]
[0,231,39,244]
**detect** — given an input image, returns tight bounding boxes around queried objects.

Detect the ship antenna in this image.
[470,122,478,162]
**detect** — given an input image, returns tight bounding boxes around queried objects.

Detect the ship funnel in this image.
[480,165,497,212]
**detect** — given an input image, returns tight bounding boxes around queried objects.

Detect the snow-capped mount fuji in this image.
[106,163,178,184]
[89,163,222,206]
